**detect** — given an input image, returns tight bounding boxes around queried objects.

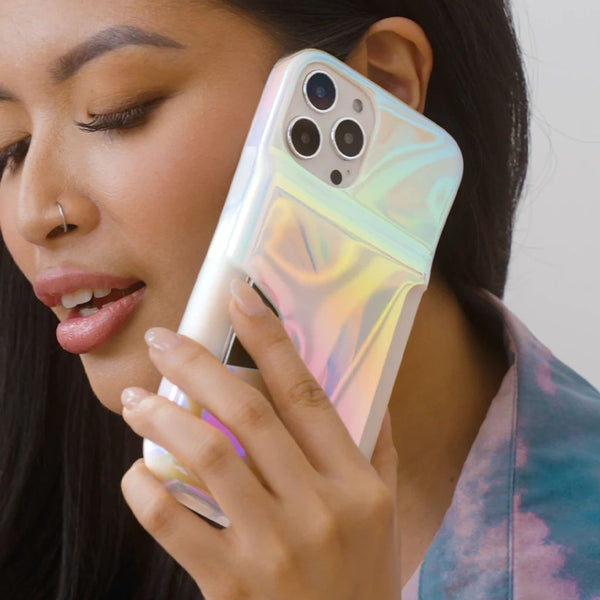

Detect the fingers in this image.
[140,330,317,501]
[122,391,275,534]
[228,279,363,476]
[120,458,233,584]
[120,279,403,598]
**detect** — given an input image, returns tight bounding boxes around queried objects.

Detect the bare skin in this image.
[392,271,508,583]
[0,0,508,592]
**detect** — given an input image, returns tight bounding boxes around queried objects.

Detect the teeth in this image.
[61,289,94,309]
[61,288,115,309]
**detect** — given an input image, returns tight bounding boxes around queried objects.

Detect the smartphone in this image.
[143,48,463,528]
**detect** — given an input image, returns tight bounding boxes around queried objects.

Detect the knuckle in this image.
[139,492,176,538]
[286,376,326,408]
[193,428,233,473]
[302,508,340,550]
[364,483,395,518]
[243,530,294,584]
[140,397,181,439]
[286,498,341,556]
[267,326,293,355]
[233,393,273,430]
[174,343,211,373]
[130,395,166,429]
[150,396,174,423]
[336,476,395,524]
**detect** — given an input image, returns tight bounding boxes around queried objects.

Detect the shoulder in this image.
[501,298,600,597]
[412,290,600,599]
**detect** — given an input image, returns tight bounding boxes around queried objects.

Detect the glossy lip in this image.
[33,266,144,308]
[56,286,147,354]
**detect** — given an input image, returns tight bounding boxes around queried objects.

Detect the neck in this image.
[388,272,508,581]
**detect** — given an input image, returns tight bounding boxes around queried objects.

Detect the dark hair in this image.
[0,2,529,598]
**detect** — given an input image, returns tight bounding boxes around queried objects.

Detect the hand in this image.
[120,278,401,599]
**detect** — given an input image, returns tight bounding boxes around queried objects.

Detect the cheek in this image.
[77,100,260,412]
[91,96,254,275]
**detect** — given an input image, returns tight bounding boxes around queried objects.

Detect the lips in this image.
[34,266,143,308]
[34,266,147,354]
[57,285,147,354]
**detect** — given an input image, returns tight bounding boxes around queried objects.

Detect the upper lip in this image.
[33,266,144,308]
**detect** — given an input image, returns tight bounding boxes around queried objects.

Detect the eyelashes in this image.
[0,138,30,178]
[0,97,163,178]
[74,97,164,133]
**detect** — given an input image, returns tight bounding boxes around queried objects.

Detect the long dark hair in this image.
[0,1,529,598]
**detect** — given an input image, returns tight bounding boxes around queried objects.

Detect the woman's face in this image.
[0,1,283,412]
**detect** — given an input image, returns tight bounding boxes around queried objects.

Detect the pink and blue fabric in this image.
[402,289,600,599]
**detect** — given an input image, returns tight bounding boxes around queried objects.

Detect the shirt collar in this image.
[403,288,521,598]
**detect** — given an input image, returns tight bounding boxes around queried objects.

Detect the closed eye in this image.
[0,97,163,181]
[74,97,164,133]
[0,138,31,179]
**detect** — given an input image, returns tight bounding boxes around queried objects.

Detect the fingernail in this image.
[144,327,182,351]
[121,387,148,409]
[230,279,268,317]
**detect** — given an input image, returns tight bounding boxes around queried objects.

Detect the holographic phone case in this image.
[143,49,463,528]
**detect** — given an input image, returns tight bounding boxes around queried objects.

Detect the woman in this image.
[1,1,598,598]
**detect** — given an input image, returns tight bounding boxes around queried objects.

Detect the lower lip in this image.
[56,287,146,354]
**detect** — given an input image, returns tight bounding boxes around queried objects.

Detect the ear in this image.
[344,17,433,113]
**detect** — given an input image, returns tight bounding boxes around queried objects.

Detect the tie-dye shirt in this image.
[402,289,600,600]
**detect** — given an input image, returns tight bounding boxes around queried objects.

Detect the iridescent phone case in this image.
[143,49,463,528]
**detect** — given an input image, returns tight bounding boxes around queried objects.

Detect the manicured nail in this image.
[121,387,149,409]
[230,279,269,317]
[144,327,182,351]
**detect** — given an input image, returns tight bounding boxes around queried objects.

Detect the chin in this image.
[79,331,163,414]
[76,292,180,413]
[83,354,162,414]
[68,284,188,412]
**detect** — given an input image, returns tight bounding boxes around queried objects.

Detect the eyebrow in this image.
[52,24,185,82]
[0,25,185,103]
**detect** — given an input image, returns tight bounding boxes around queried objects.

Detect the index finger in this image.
[228,279,363,477]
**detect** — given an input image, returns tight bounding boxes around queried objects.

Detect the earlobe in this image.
[344,17,433,113]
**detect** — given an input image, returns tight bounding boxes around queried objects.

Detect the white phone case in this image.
[143,49,463,528]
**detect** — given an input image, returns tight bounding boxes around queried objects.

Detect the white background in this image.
[504,0,600,389]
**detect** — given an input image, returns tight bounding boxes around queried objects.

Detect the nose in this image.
[14,131,99,245]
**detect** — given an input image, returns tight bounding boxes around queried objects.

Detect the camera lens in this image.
[332,118,365,160]
[288,117,321,159]
[304,71,337,112]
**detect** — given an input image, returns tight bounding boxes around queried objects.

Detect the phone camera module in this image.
[332,118,365,160]
[288,117,322,159]
[304,71,337,112]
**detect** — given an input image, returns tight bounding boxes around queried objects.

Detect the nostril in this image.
[48,224,76,239]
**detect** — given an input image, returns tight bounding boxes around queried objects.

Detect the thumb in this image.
[370,408,398,493]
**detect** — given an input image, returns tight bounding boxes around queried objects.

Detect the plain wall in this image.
[504,0,600,389]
